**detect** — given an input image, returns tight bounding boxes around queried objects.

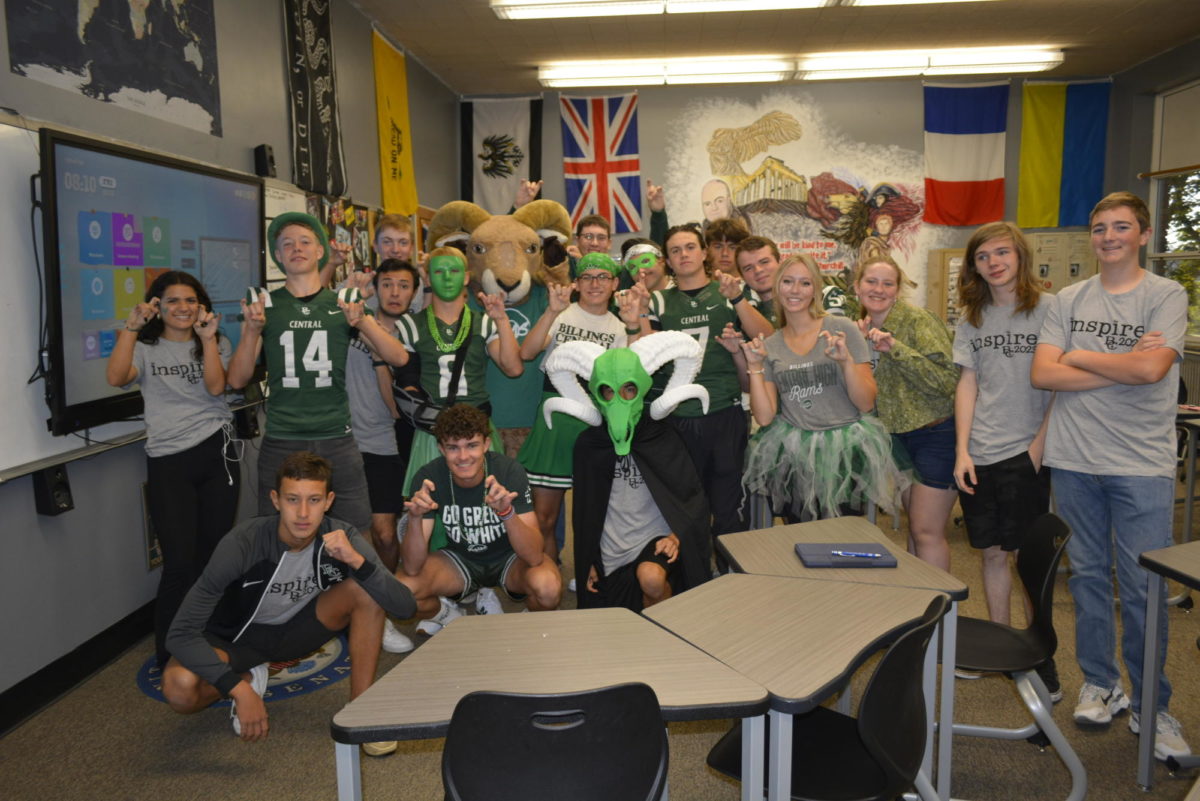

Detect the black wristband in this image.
[730,293,745,304]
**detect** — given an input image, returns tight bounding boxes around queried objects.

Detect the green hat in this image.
[267,212,330,270]
[575,252,620,278]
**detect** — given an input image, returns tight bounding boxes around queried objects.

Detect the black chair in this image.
[951,512,1086,801]
[441,682,668,801]
[707,594,950,801]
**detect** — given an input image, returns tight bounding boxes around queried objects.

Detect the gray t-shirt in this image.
[251,541,318,626]
[1040,271,1186,478]
[762,315,871,431]
[600,455,671,575]
[130,337,232,457]
[346,321,398,456]
[953,299,1052,466]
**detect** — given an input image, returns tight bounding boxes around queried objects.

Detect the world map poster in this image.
[7,0,222,136]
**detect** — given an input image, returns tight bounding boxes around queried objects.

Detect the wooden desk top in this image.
[644,573,945,715]
[1140,539,1200,591]
[331,607,770,744]
[718,517,968,600]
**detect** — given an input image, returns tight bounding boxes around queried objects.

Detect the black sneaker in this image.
[1035,658,1063,703]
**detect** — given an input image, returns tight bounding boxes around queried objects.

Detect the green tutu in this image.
[743,415,912,521]
[517,391,590,489]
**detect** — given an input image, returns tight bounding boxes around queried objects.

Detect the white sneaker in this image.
[568,577,577,593]
[415,596,464,636]
[231,663,269,736]
[475,587,505,615]
[1073,682,1130,726]
[381,618,415,654]
[1130,710,1192,761]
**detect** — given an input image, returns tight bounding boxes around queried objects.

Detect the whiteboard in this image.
[0,122,144,477]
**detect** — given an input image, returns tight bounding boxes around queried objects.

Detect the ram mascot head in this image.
[426,199,571,305]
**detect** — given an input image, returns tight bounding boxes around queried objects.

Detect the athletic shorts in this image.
[592,537,677,613]
[439,549,526,602]
[361,451,406,514]
[958,450,1051,551]
[204,599,339,674]
[891,416,956,490]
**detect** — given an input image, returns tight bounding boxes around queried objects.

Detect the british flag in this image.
[559,93,642,235]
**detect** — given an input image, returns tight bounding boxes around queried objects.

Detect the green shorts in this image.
[440,549,526,602]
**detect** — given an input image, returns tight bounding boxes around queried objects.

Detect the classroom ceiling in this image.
[350,0,1200,95]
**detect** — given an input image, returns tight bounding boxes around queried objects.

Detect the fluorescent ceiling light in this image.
[491,0,663,19]
[797,46,1062,79]
[540,56,796,88]
[666,0,825,12]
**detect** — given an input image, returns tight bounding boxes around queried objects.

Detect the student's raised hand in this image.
[654,533,680,564]
[854,317,870,338]
[547,282,572,313]
[344,268,376,299]
[404,479,439,517]
[327,240,351,269]
[478,291,510,321]
[566,244,583,261]
[646,179,665,212]
[338,297,366,327]
[323,529,364,569]
[715,322,744,354]
[616,285,647,326]
[953,453,977,495]
[483,474,518,516]
[865,327,894,353]
[125,297,159,332]
[820,329,849,362]
[241,294,266,332]
[515,179,543,208]
[231,681,269,743]
[194,309,220,341]
[716,270,744,300]
[740,333,767,366]
[1132,329,1167,352]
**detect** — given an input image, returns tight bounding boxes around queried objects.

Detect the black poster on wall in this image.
[283,0,347,196]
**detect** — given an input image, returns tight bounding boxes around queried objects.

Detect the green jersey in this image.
[469,285,548,428]
[261,286,354,439]
[648,282,748,416]
[394,307,499,408]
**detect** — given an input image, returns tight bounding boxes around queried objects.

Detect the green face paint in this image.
[588,348,652,456]
[429,254,467,301]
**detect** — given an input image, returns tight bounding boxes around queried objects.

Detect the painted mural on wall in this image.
[6,0,222,136]
[664,91,955,294]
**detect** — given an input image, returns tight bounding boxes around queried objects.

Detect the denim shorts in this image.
[892,416,956,490]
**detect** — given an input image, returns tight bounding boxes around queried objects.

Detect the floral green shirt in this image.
[869,300,958,434]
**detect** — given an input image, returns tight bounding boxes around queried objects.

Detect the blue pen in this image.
[831,550,883,559]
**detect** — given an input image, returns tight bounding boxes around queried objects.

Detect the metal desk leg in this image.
[921,617,937,787]
[335,742,363,801]
[768,709,793,801]
[1138,573,1165,789]
[742,714,765,801]
[936,603,958,801]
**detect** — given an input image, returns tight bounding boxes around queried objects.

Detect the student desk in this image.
[715,516,968,801]
[329,607,770,801]
[1138,539,1200,788]
[644,572,947,801]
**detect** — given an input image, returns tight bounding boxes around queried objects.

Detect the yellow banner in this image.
[1016,82,1066,229]
[373,32,418,215]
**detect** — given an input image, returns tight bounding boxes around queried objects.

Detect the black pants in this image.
[669,405,748,556]
[147,428,240,665]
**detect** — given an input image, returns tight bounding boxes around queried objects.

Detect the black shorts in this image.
[593,537,677,612]
[958,450,1051,551]
[204,599,340,673]
[362,451,406,515]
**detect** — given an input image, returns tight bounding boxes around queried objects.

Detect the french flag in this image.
[922,82,1009,226]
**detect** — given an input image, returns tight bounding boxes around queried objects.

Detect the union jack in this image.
[559,93,642,235]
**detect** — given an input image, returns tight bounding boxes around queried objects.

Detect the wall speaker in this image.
[32,465,74,516]
[253,144,276,178]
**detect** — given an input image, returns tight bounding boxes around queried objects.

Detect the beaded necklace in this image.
[426,304,471,353]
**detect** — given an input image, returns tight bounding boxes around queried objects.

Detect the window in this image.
[1150,171,1200,339]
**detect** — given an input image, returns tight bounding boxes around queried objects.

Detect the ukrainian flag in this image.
[1017,81,1111,229]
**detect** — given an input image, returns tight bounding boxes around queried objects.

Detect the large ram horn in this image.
[513,199,572,240]
[428,201,489,248]
[629,331,710,420]
[541,341,605,427]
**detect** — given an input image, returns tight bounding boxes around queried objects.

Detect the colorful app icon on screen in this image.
[112,212,144,266]
[99,328,117,358]
[143,217,171,266]
[81,268,114,320]
[82,330,100,360]
[114,268,145,321]
[78,211,112,265]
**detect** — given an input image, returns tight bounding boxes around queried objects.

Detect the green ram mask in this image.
[588,348,652,456]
